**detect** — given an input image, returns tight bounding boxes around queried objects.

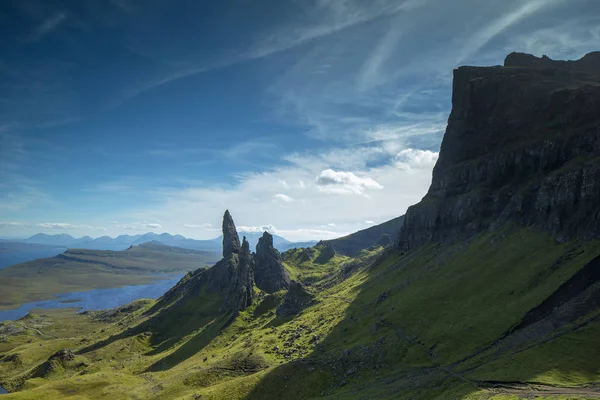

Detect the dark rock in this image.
[399,51,600,252]
[376,291,388,304]
[49,349,75,362]
[276,280,316,318]
[224,236,254,311]
[505,51,600,74]
[254,232,290,293]
[299,247,315,262]
[153,210,254,314]
[314,242,336,264]
[222,210,241,258]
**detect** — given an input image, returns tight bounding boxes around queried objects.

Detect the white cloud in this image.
[505,17,600,60]
[275,228,349,242]
[238,225,277,234]
[273,193,294,203]
[0,222,28,228]
[365,220,375,224]
[183,223,212,229]
[395,149,439,170]
[115,222,162,231]
[36,223,104,230]
[316,169,384,195]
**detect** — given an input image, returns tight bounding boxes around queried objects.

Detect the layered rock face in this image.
[254,232,290,293]
[399,52,600,252]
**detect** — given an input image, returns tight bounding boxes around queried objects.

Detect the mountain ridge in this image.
[9,231,315,253]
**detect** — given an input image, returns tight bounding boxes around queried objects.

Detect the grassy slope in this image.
[0,244,219,310]
[1,227,599,399]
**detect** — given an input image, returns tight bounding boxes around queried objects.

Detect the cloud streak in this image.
[28,12,67,42]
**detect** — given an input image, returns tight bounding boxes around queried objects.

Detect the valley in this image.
[0,51,599,399]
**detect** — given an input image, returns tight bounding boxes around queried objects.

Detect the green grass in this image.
[1,227,600,399]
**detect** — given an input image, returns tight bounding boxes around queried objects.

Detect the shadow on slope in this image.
[77,269,228,371]
[246,227,600,399]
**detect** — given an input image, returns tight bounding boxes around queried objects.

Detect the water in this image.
[0,249,65,270]
[0,385,6,394]
[0,274,184,322]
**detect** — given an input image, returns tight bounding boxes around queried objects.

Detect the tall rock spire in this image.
[254,231,290,293]
[222,210,240,258]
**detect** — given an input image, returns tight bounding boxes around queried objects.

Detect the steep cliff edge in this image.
[399,52,600,252]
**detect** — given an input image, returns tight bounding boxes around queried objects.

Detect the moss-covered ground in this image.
[1,228,599,399]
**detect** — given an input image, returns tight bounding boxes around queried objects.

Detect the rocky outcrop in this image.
[505,51,600,74]
[276,280,315,318]
[314,242,336,264]
[222,209,240,257]
[224,236,254,311]
[154,211,297,313]
[254,232,290,293]
[399,52,600,252]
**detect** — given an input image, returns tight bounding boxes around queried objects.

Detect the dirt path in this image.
[482,382,600,398]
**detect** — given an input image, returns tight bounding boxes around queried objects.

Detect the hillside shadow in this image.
[245,240,600,399]
[77,303,227,362]
[145,312,235,372]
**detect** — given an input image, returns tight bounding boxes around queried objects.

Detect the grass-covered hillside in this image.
[1,227,599,399]
[0,242,219,310]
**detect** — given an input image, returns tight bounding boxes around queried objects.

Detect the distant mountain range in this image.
[2,232,317,253]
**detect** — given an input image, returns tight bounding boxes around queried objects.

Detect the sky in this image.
[1,0,599,241]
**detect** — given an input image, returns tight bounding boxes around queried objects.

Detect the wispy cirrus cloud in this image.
[28,12,67,42]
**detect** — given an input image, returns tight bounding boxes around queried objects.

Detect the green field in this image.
[0,243,219,310]
[1,227,599,399]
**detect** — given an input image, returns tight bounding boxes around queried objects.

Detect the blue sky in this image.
[1,0,599,241]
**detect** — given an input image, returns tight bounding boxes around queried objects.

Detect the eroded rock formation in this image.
[222,209,240,257]
[254,232,290,293]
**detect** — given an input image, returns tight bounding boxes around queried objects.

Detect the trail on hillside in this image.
[481,382,600,398]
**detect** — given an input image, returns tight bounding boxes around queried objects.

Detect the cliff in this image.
[399,52,600,252]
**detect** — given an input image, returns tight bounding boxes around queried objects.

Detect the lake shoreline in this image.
[0,272,183,311]
[0,273,184,322]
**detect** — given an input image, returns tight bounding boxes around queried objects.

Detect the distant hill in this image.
[0,242,67,270]
[324,216,405,256]
[9,231,308,253]
[0,242,220,310]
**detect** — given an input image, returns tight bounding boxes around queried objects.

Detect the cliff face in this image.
[399,52,600,252]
